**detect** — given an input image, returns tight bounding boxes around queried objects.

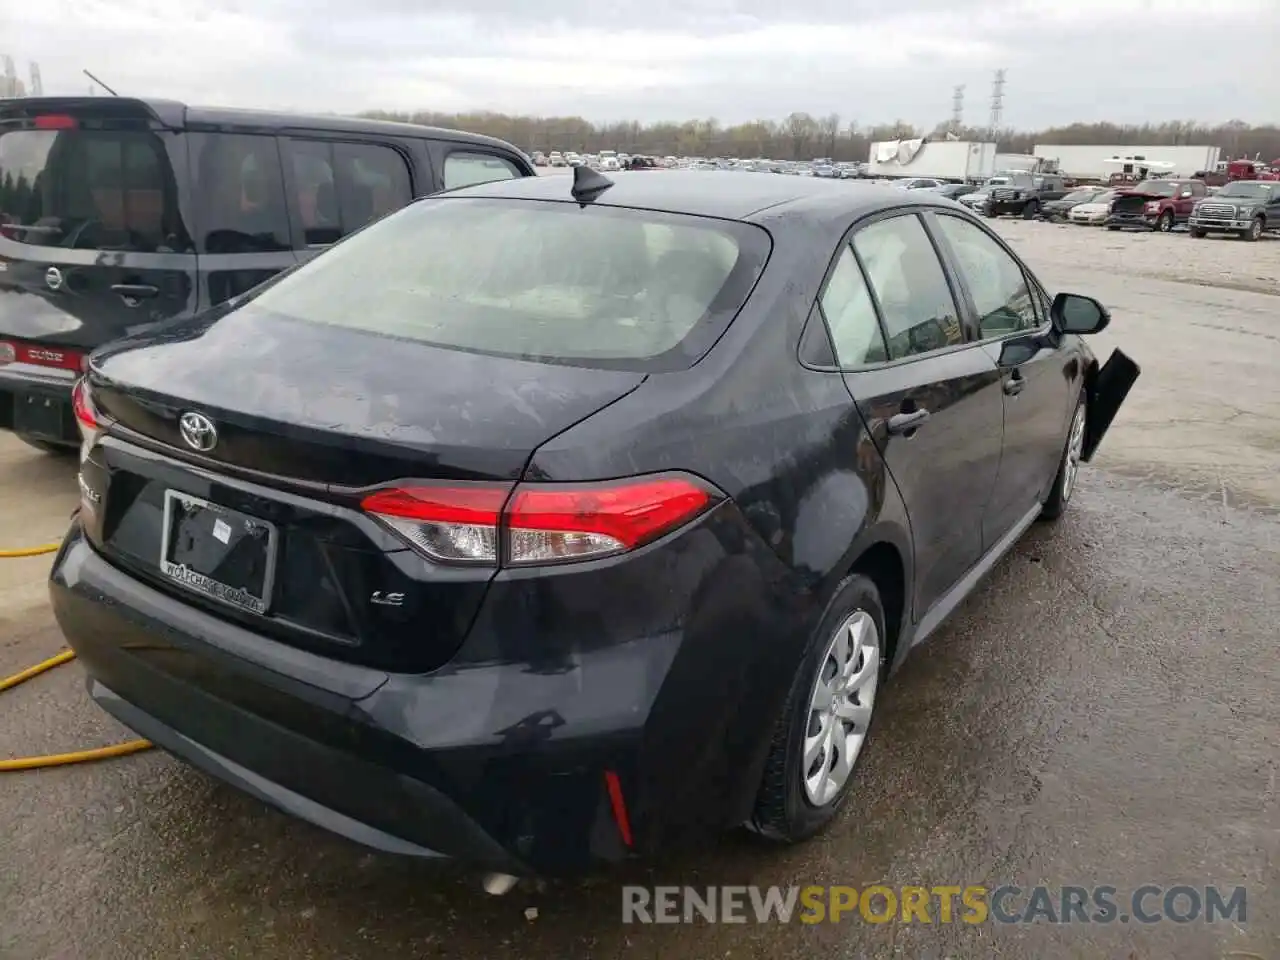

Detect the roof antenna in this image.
[83,69,119,96]
[571,165,614,204]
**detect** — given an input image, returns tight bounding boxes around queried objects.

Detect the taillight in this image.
[34,114,78,130]
[359,485,508,565]
[0,339,85,371]
[0,341,14,366]
[361,473,718,567]
[71,378,99,434]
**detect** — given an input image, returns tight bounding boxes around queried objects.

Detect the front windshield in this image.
[1218,182,1273,199]
[1135,180,1180,197]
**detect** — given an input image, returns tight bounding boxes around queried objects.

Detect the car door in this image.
[280,137,416,264]
[928,211,1073,547]
[828,211,1005,619]
[187,132,299,308]
[1180,180,1207,220]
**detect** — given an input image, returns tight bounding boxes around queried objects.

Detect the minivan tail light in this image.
[360,474,717,567]
[0,341,15,366]
[34,114,79,130]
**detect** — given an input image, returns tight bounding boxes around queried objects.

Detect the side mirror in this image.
[1051,293,1110,335]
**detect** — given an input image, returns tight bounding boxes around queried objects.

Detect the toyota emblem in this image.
[178,412,218,452]
[45,266,64,292]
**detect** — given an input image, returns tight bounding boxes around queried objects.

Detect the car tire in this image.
[1190,228,1207,238]
[749,573,886,843]
[1156,210,1174,232]
[16,434,76,456]
[1022,201,1039,220]
[1039,392,1087,522]
[1106,224,1120,231]
[1243,217,1263,242]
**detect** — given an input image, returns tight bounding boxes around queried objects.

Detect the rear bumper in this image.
[50,514,795,873]
[0,365,78,445]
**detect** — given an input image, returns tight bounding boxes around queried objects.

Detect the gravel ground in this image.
[990,216,1280,296]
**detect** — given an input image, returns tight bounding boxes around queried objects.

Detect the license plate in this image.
[15,393,68,439]
[159,490,278,614]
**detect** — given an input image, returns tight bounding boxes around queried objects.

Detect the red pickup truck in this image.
[1105,179,1208,232]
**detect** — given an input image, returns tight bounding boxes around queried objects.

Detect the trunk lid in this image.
[0,98,199,352]
[78,315,645,673]
[90,309,647,486]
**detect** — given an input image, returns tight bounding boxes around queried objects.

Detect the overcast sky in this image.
[4,0,1275,130]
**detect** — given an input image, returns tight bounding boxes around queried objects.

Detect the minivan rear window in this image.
[236,197,772,371]
[0,127,190,252]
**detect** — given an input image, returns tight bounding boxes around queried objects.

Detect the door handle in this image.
[886,408,930,435]
[1003,372,1026,396]
[111,283,159,299]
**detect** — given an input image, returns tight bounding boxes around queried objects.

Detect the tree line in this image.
[362,110,1280,164]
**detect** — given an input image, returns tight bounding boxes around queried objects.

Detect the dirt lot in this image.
[2,214,1278,960]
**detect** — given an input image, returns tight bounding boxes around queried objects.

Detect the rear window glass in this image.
[0,127,190,252]
[236,197,771,371]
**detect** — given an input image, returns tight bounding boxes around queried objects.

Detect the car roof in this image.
[4,96,518,151]
[442,170,952,223]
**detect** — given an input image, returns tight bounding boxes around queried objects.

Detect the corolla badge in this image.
[178,412,218,452]
[44,266,64,291]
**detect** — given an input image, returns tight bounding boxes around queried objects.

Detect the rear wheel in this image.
[1040,393,1086,522]
[1022,201,1040,220]
[1156,210,1174,232]
[1243,217,1264,242]
[750,574,885,842]
[1106,224,1120,231]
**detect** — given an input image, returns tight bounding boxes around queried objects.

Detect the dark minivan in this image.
[0,97,534,451]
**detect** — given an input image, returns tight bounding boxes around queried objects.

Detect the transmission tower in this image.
[988,69,1006,138]
[1,55,16,98]
[951,85,966,134]
[30,62,42,96]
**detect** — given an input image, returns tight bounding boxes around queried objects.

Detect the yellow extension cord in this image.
[1,541,153,771]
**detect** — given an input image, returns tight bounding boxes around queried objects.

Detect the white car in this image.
[1068,191,1118,224]
[598,150,621,172]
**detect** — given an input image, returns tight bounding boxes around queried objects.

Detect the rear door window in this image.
[188,132,291,254]
[443,151,522,190]
[0,127,189,252]
[283,139,412,246]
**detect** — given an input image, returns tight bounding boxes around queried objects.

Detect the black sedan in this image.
[50,169,1139,884]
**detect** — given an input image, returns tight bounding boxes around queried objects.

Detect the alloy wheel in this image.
[802,610,880,806]
[1062,402,1086,502]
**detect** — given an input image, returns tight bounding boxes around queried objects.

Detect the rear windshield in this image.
[237,197,771,371]
[0,126,190,252]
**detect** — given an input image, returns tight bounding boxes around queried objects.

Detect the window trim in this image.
[279,135,416,251]
[809,206,979,372]
[923,209,1053,347]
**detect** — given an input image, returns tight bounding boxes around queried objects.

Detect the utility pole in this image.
[988,69,1006,139]
[951,85,965,135]
[29,62,42,96]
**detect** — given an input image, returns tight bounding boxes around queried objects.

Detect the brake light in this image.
[360,474,717,567]
[34,114,78,130]
[71,378,99,434]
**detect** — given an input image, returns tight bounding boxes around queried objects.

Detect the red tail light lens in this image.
[71,378,99,434]
[360,485,507,564]
[507,477,712,564]
[34,114,79,130]
[360,474,717,567]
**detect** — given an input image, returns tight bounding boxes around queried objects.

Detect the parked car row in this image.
[956,173,1278,241]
